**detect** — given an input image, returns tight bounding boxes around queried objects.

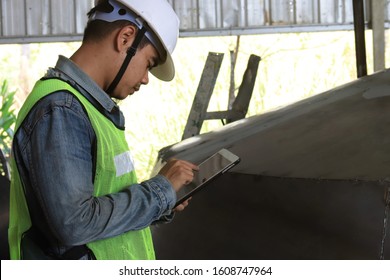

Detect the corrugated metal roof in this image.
[0,0,389,43]
[171,0,355,29]
[172,0,390,36]
[0,0,93,43]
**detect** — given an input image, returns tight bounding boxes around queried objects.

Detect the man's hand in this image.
[172,198,191,212]
[158,158,199,192]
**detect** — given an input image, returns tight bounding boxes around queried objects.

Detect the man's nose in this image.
[141,71,149,85]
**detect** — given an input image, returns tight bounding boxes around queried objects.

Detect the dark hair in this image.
[83,0,150,49]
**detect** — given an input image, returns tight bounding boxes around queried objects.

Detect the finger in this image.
[173,198,191,212]
[167,158,199,171]
[158,159,198,190]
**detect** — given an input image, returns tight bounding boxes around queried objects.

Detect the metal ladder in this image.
[182,52,261,140]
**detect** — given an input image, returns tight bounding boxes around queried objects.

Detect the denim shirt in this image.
[13,55,176,253]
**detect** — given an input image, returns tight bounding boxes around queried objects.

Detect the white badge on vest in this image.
[114,151,135,177]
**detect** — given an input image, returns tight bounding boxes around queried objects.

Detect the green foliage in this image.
[0,80,16,177]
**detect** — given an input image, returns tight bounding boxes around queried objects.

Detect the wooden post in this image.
[182,52,224,140]
[372,0,385,72]
[352,0,367,78]
[227,54,261,124]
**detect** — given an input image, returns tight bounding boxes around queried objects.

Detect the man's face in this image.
[111,43,159,100]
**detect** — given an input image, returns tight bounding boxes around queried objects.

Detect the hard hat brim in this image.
[150,53,175,81]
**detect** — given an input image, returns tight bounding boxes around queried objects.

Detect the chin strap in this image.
[106,26,147,95]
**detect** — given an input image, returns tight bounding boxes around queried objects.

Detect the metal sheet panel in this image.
[2,0,26,37]
[50,0,75,35]
[0,0,93,42]
[152,174,390,259]
[152,68,390,260]
[271,0,296,24]
[246,0,267,27]
[155,68,390,181]
[26,0,50,36]
[75,0,92,33]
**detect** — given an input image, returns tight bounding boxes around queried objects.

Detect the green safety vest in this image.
[8,79,155,260]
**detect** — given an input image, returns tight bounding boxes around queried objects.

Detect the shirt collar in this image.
[46,55,125,129]
[54,55,116,113]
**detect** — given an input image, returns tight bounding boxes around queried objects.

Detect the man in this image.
[9,0,197,260]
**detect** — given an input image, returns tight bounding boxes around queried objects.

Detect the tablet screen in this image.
[175,149,240,206]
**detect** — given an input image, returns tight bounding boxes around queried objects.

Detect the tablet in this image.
[174,148,240,207]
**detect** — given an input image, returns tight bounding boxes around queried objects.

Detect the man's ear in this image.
[115,25,136,53]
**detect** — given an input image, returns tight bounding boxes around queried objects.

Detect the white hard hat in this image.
[91,0,179,81]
